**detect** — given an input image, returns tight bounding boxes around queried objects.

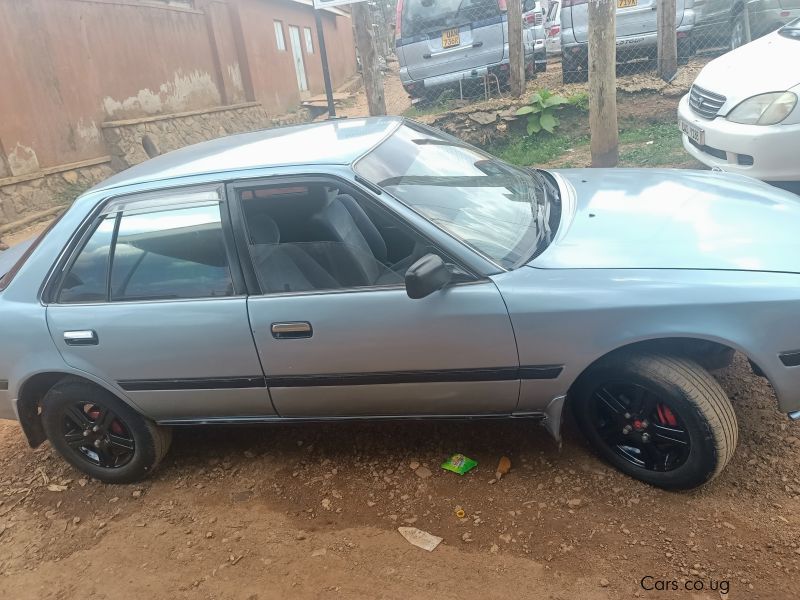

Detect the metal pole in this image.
[314,8,337,118]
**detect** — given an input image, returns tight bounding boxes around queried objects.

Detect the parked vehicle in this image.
[522,0,544,27]
[4,117,800,489]
[523,0,549,70]
[560,0,696,83]
[545,0,562,54]
[692,0,800,51]
[678,19,800,181]
[396,0,545,98]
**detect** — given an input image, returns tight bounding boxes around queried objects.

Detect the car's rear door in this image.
[399,0,506,81]
[46,185,272,422]
[229,176,521,418]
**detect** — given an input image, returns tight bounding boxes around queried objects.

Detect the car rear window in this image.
[0,212,65,293]
[402,0,502,38]
[57,201,234,303]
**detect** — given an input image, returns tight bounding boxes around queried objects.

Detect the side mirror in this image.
[405,254,452,299]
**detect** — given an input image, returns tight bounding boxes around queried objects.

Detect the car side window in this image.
[58,216,116,303]
[110,204,233,301]
[58,197,234,303]
[238,183,439,295]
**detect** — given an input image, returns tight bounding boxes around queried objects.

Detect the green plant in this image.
[567,91,589,112]
[515,90,569,135]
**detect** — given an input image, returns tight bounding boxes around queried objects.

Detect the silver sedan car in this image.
[2,117,799,489]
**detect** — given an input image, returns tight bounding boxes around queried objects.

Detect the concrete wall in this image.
[0,0,356,177]
[0,0,357,230]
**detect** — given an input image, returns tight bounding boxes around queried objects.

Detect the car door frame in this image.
[225,171,528,418]
[42,182,247,303]
[41,182,278,421]
[225,172,500,296]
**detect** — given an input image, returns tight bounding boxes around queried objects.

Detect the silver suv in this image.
[396,0,546,98]
[560,0,697,83]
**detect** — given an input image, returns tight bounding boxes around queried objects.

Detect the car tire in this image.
[535,60,547,73]
[570,354,738,490]
[41,378,171,483]
[730,12,747,50]
[562,53,587,84]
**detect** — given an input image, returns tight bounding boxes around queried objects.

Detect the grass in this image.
[618,122,688,168]
[403,89,461,118]
[403,100,459,118]
[488,120,691,169]
[488,133,582,167]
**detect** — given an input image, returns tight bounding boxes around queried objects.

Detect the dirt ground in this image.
[2,354,800,600]
[334,58,412,119]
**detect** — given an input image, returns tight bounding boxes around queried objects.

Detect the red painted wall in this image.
[236,0,357,114]
[0,0,357,175]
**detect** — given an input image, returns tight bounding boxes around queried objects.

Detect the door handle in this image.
[63,330,99,346]
[271,322,312,339]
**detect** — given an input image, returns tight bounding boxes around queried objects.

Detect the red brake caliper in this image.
[87,406,124,434]
[656,404,678,427]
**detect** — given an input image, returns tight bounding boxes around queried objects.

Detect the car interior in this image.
[239,183,439,294]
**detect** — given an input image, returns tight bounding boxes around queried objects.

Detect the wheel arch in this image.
[566,335,768,400]
[16,371,140,448]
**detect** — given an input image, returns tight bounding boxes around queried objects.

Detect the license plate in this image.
[442,27,460,49]
[679,119,705,145]
[618,0,637,7]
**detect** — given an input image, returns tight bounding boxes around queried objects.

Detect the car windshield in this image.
[354,122,558,269]
[402,0,502,38]
[779,18,800,40]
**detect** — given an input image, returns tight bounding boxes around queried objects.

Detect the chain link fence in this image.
[559,0,781,82]
[393,0,550,103]
[390,0,793,103]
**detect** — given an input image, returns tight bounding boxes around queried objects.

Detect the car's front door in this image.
[230,177,520,417]
[46,185,273,422]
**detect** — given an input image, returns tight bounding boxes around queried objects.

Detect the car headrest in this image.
[249,213,280,244]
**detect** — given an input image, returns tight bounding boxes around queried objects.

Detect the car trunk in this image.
[399,0,506,81]
[571,0,685,44]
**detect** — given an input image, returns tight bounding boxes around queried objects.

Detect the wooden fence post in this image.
[507,0,525,97]
[657,0,678,81]
[588,0,619,167]
[352,1,386,116]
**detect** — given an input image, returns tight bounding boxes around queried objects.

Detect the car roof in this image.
[91,116,404,193]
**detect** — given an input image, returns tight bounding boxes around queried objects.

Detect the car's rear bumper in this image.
[678,94,800,181]
[562,14,695,58]
[545,35,561,55]
[400,46,545,94]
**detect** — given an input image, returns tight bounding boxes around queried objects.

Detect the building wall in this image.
[0,0,357,230]
[0,0,232,176]
[237,0,357,114]
[0,0,356,175]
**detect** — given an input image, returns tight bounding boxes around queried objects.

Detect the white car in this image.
[678,19,800,183]
[545,0,561,55]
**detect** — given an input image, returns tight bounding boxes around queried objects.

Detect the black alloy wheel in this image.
[571,354,738,490]
[590,382,691,472]
[42,378,171,483]
[61,402,136,469]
